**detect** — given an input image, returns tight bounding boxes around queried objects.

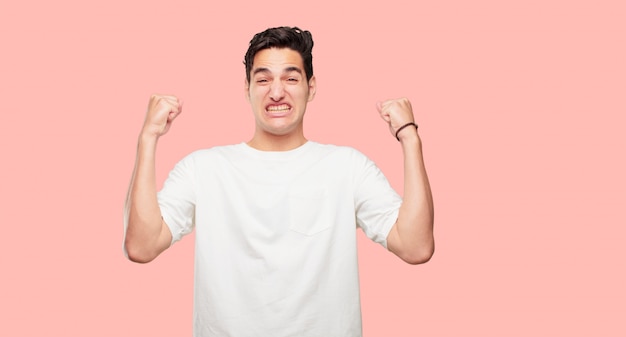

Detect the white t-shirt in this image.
[158,141,401,337]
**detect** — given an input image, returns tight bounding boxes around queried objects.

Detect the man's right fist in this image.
[142,94,183,138]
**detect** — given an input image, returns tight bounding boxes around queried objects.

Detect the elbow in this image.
[402,242,435,265]
[124,240,158,264]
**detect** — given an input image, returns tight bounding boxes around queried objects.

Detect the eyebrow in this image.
[252,66,303,76]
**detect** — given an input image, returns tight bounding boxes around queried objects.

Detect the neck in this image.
[247,130,307,151]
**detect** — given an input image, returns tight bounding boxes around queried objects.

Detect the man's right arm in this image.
[123,94,183,263]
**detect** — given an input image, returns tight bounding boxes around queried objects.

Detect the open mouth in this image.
[265,104,292,117]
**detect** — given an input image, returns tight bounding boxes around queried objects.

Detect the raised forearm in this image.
[124,95,182,262]
[377,98,435,264]
[394,131,435,263]
[124,134,171,262]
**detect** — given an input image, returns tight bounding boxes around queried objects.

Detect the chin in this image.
[264,128,294,137]
[260,122,299,136]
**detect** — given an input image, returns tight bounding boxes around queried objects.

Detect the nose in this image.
[269,81,285,101]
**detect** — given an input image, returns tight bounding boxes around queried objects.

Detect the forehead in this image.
[251,48,304,73]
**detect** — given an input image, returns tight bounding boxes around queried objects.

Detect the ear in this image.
[244,78,250,101]
[307,75,317,102]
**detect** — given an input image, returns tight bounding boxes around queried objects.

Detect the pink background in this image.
[1,1,624,336]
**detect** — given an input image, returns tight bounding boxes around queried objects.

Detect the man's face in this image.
[246,48,316,137]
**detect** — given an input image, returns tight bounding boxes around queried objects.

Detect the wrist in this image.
[395,122,418,142]
[399,131,420,146]
[139,125,161,141]
[138,129,159,148]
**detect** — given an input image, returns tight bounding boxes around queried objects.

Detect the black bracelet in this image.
[395,122,418,141]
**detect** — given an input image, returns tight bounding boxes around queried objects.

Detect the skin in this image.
[124,48,434,264]
[124,94,180,262]
[245,47,316,151]
[377,98,435,264]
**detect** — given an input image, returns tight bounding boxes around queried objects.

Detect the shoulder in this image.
[307,142,377,176]
[169,144,246,172]
[308,141,368,159]
[183,143,245,160]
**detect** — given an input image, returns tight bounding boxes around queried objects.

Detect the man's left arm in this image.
[378,98,435,264]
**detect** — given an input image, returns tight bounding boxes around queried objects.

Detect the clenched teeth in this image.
[266,104,291,111]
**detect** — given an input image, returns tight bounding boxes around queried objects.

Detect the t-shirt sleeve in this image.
[158,153,197,244]
[352,150,402,249]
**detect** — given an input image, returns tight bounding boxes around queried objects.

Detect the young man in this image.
[124,27,434,336]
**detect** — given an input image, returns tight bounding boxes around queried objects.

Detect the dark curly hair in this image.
[244,26,314,83]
